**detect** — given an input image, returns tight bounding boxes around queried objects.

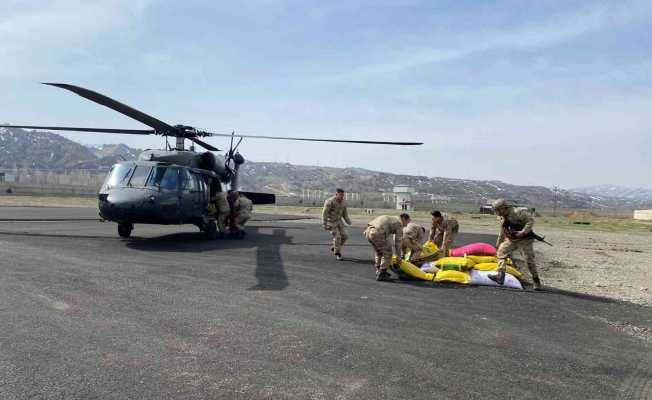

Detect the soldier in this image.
[228,191,253,238]
[322,188,352,260]
[429,210,459,256]
[208,178,230,239]
[213,191,231,238]
[364,214,404,281]
[400,213,426,261]
[490,198,542,290]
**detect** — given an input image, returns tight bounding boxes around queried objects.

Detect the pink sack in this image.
[449,242,496,257]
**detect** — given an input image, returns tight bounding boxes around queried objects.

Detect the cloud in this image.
[0,0,151,77]
[321,1,652,82]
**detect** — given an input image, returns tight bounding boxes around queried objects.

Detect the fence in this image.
[0,169,486,211]
[0,168,106,187]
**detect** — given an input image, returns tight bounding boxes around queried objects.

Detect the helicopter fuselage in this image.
[98,160,214,227]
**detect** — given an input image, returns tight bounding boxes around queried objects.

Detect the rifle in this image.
[503,222,553,246]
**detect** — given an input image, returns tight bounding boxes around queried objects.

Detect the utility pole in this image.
[552,186,559,217]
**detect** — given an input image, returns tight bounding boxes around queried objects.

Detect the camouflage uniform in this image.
[213,192,231,233]
[364,215,403,271]
[496,207,539,280]
[401,222,425,259]
[232,194,253,232]
[429,214,459,254]
[322,196,351,254]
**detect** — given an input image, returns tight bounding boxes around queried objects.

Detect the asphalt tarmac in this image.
[0,207,650,400]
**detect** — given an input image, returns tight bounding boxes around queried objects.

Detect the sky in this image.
[1,0,651,190]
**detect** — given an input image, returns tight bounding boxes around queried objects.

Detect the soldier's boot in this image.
[376,269,391,282]
[488,269,506,285]
[532,277,543,291]
[335,253,343,261]
[330,246,335,255]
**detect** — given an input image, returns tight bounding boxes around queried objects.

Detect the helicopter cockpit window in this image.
[147,167,179,191]
[181,170,198,191]
[105,163,134,189]
[128,166,152,187]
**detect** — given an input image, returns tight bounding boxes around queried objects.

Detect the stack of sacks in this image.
[403,242,524,289]
[418,256,475,284]
[432,256,475,284]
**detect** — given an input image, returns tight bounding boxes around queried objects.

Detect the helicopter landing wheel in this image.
[204,220,217,240]
[118,222,133,238]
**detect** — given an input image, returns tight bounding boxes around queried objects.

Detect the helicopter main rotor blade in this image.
[203,132,423,146]
[41,83,176,134]
[0,125,154,135]
[189,137,220,151]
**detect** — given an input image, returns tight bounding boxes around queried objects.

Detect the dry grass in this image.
[0,195,96,208]
[256,205,652,235]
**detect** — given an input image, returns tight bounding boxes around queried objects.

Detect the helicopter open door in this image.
[178,169,205,220]
[240,191,275,205]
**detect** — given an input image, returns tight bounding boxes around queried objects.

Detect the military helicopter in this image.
[1,83,423,239]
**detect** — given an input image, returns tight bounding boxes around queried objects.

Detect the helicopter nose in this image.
[99,192,140,220]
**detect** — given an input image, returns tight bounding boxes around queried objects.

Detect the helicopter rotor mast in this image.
[0,83,424,152]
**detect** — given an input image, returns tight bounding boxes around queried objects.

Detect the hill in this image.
[1,127,648,209]
[571,185,652,203]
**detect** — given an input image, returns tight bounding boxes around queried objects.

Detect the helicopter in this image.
[1,83,423,239]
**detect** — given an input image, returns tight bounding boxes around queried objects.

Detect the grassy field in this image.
[0,195,97,208]
[256,205,652,234]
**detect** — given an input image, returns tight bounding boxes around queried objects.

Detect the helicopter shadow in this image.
[125,226,290,291]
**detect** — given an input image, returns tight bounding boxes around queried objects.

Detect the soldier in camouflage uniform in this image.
[364,214,404,281]
[214,191,231,238]
[207,178,230,239]
[322,188,352,260]
[229,191,253,238]
[429,210,459,256]
[400,213,426,261]
[490,198,542,290]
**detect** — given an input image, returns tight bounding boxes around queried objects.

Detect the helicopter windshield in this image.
[128,166,152,187]
[147,166,179,191]
[104,163,134,190]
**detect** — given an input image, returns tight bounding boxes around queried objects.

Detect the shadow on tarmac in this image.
[542,287,620,304]
[125,226,291,291]
[248,228,290,291]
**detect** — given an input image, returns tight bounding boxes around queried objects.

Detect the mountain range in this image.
[1,126,649,209]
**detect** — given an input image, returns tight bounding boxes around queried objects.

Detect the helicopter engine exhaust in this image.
[199,152,230,181]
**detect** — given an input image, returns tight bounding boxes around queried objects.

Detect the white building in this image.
[393,185,414,210]
[634,210,652,221]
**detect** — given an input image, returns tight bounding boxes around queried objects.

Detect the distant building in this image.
[393,185,414,210]
[634,210,652,221]
[0,171,16,183]
[479,205,494,214]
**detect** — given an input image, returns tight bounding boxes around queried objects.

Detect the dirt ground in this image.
[457,217,652,307]
[2,195,650,307]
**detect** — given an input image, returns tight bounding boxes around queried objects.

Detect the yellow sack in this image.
[434,270,471,284]
[434,257,476,271]
[410,241,441,264]
[397,260,435,281]
[472,262,523,279]
[466,255,497,264]
[421,241,439,257]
